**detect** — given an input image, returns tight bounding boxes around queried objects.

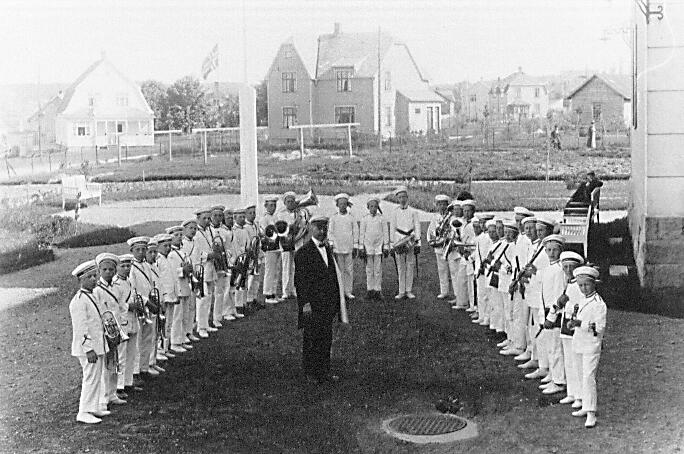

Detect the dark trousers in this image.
[302,312,333,379]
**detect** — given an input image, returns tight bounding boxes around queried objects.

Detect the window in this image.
[335,106,355,123]
[384,71,391,91]
[385,106,392,126]
[116,94,129,106]
[283,49,294,59]
[282,72,296,93]
[534,103,540,114]
[336,69,353,92]
[534,87,540,98]
[117,121,125,133]
[592,102,602,121]
[88,96,95,107]
[516,87,522,98]
[73,122,90,136]
[469,94,477,103]
[282,107,297,128]
[415,108,421,114]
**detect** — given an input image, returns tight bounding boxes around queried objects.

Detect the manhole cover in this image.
[383,413,477,444]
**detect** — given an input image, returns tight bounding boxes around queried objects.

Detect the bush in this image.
[0,241,55,275]
[55,225,136,248]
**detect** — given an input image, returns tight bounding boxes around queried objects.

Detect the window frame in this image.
[335,68,353,92]
[384,71,391,91]
[282,106,297,129]
[334,105,355,124]
[592,102,602,121]
[281,72,296,93]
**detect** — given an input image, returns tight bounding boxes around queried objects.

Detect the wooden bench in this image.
[61,175,102,210]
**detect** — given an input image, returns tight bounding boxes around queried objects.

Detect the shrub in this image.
[0,241,55,275]
[55,225,136,249]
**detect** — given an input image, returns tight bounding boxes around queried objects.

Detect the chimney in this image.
[57,90,64,99]
[334,23,340,35]
[518,66,523,73]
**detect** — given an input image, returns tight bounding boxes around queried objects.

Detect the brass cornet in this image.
[212,236,230,272]
[133,291,153,325]
[192,264,205,297]
[102,310,124,373]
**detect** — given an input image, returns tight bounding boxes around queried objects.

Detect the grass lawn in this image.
[60,145,632,184]
[1,226,682,453]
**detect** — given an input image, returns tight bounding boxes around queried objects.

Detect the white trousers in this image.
[489,290,504,332]
[575,350,601,412]
[510,294,527,350]
[501,290,513,337]
[561,337,580,399]
[453,261,469,308]
[396,251,415,294]
[545,328,566,385]
[335,253,354,295]
[118,331,138,388]
[263,251,282,296]
[435,251,450,296]
[196,280,215,331]
[222,278,237,317]
[163,303,175,350]
[476,276,490,322]
[365,254,383,291]
[171,296,188,345]
[466,273,475,309]
[214,275,228,323]
[281,251,296,297]
[136,316,156,373]
[77,355,103,414]
[184,293,196,337]
[100,364,117,409]
[533,312,549,369]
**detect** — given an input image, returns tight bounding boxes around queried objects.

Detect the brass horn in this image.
[296,188,318,209]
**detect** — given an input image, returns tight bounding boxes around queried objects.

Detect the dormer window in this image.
[336,68,353,92]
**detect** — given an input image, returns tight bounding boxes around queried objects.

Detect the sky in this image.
[0,0,632,86]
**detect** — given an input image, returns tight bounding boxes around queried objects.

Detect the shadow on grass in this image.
[0,242,55,275]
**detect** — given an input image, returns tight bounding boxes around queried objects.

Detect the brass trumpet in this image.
[261,224,279,252]
[133,291,153,325]
[148,287,161,315]
[192,264,205,297]
[212,236,230,272]
[102,310,124,373]
[230,253,249,290]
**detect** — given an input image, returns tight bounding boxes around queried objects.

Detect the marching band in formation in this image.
[69,186,606,429]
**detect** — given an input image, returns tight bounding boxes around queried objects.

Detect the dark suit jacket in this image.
[294,239,340,329]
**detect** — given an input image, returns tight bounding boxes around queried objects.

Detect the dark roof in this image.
[565,74,631,100]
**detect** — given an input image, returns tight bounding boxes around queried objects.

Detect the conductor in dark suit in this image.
[294,214,341,383]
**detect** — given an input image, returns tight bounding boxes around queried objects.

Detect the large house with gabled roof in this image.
[489,67,549,121]
[565,74,631,127]
[266,23,441,141]
[27,53,154,150]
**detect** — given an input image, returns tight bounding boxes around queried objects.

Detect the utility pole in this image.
[377,26,382,152]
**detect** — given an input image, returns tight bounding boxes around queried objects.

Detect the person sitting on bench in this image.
[567,171,603,207]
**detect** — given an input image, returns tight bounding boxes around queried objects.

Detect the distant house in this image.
[565,74,631,127]
[432,85,458,128]
[266,23,439,141]
[489,68,549,121]
[459,80,491,122]
[27,54,154,150]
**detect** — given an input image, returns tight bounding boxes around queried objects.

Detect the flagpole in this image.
[239,0,258,205]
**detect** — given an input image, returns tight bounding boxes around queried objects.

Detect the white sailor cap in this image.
[479,213,495,222]
[435,194,450,202]
[282,191,297,201]
[542,234,565,246]
[127,236,150,247]
[472,216,481,224]
[334,193,350,202]
[494,217,504,224]
[153,233,173,243]
[233,208,246,215]
[450,200,464,207]
[95,253,119,266]
[514,206,534,217]
[243,203,256,211]
[310,214,329,224]
[147,238,159,249]
[194,207,212,216]
[165,225,183,234]
[182,219,198,227]
[210,205,225,212]
[485,219,497,229]
[573,266,600,280]
[521,216,538,225]
[118,254,134,264]
[367,197,380,205]
[264,196,279,203]
[502,219,519,231]
[536,217,557,228]
[72,260,98,277]
[461,199,476,207]
[560,251,584,264]
[394,185,408,196]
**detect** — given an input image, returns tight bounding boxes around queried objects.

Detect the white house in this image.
[30,54,154,150]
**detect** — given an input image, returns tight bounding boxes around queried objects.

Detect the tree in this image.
[255,80,268,126]
[166,76,207,132]
[205,93,240,128]
[140,80,169,130]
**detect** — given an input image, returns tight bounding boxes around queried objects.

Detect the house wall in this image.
[408,102,441,133]
[506,84,548,118]
[395,92,410,134]
[314,77,375,135]
[630,2,684,289]
[464,83,490,121]
[266,42,314,141]
[27,101,58,150]
[568,77,626,126]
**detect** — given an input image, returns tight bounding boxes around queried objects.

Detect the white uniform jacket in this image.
[559,280,584,339]
[210,224,235,268]
[232,224,251,256]
[169,246,191,298]
[539,260,566,319]
[360,213,388,255]
[70,289,106,357]
[525,239,548,308]
[156,253,178,303]
[389,205,422,249]
[94,278,121,318]
[195,226,217,282]
[497,240,517,292]
[113,275,138,334]
[427,212,450,254]
[130,259,154,304]
[474,233,493,274]
[572,292,607,354]
[328,211,359,254]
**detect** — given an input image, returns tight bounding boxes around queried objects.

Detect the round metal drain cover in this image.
[383,414,477,444]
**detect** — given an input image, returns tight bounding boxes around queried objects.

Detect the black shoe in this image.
[236,306,245,315]
[116,390,128,400]
[366,291,374,300]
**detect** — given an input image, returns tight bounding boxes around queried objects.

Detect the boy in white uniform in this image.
[128,236,158,379]
[166,225,194,353]
[261,196,282,304]
[70,260,108,424]
[359,198,388,300]
[181,219,202,341]
[277,192,299,299]
[568,266,607,428]
[113,254,141,393]
[473,215,495,325]
[154,233,178,359]
[427,194,453,300]
[193,208,218,337]
[244,203,264,309]
[231,208,252,315]
[460,200,477,313]
[485,220,505,333]
[389,186,421,300]
[328,193,359,300]
[209,205,233,324]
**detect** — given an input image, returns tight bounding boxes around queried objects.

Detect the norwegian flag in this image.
[201,44,219,80]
